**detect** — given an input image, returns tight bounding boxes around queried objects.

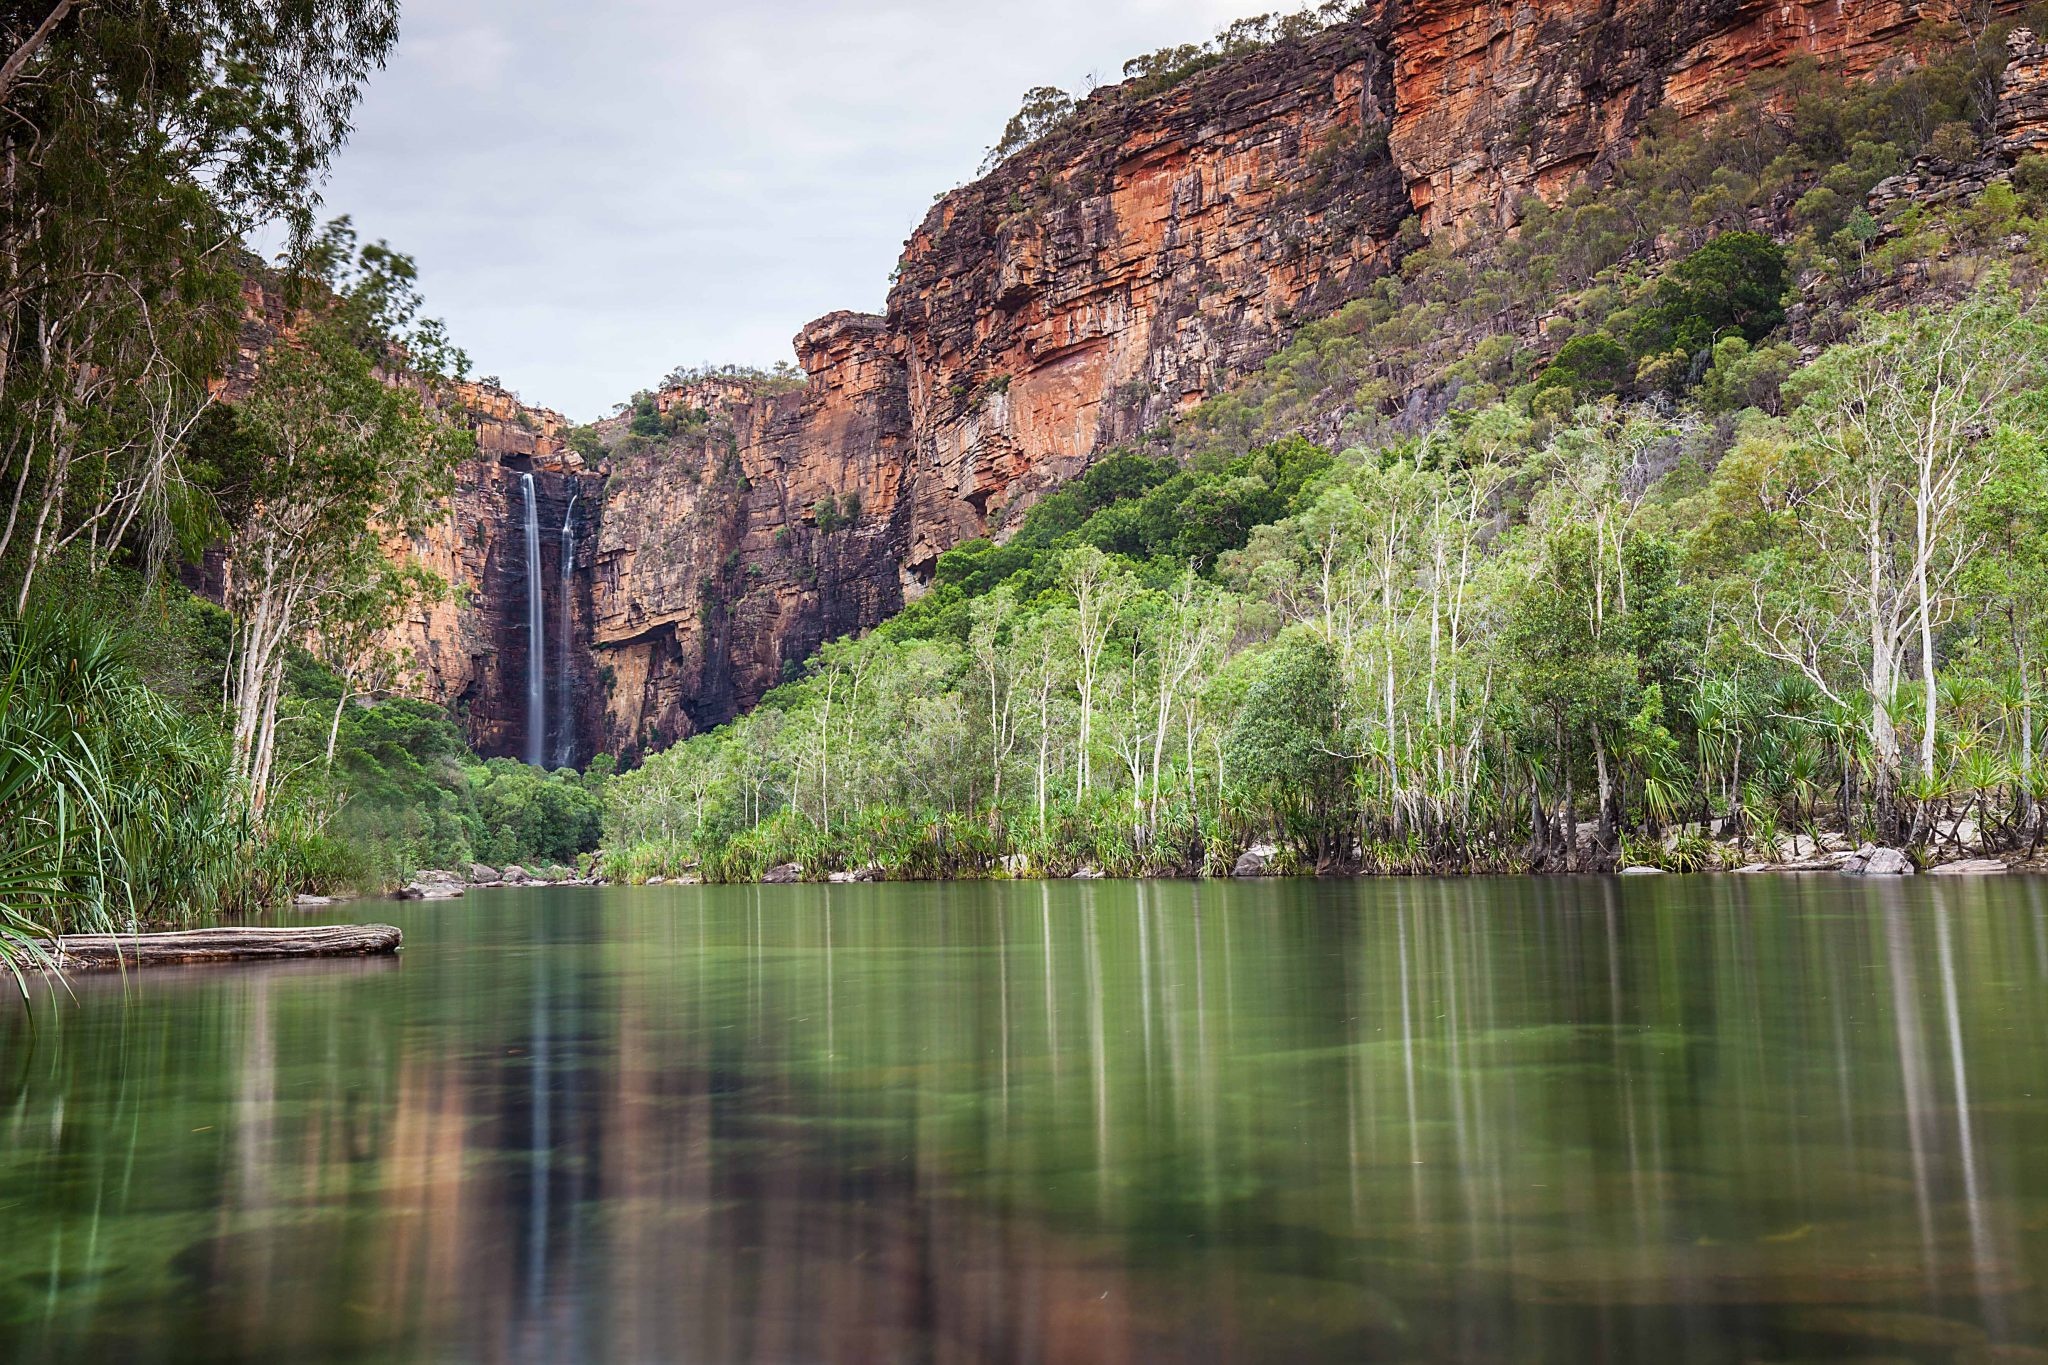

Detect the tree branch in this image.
[0,2,80,111]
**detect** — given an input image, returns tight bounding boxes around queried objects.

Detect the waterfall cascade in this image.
[520,473,545,767]
[553,494,579,768]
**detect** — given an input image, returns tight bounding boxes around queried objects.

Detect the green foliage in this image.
[884,438,1331,644]
[1531,232,1790,404]
[983,86,1077,172]
[604,273,2048,882]
[0,584,258,979]
[1224,631,1351,862]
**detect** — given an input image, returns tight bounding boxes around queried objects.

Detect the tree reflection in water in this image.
[0,876,2044,1364]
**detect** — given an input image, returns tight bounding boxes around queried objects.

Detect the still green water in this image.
[1,878,2046,1364]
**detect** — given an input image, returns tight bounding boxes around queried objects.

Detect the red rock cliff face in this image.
[405,2,2026,760]
[1386,0,2019,243]
[586,320,912,759]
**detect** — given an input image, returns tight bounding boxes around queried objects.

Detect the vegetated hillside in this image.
[383,0,2044,767]
[598,22,2048,883]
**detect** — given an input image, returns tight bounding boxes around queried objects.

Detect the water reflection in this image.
[1,877,2045,1363]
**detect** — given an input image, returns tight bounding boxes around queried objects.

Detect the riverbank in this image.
[585,828,2037,887]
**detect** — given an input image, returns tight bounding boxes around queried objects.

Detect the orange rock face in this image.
[382,3,2026,761]
[1386,0,2021,244]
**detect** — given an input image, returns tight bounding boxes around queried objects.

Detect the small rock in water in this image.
[1618,866,1666,876]
[1072,866,1104,880]
[294,894,336,908]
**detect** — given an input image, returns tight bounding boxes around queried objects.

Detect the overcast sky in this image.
[303,0,1260,420]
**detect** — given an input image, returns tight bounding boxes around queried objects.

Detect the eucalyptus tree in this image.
[212,234,470,813]
[0,0,402,603]
[1059,545,1129,802]
[1749,289,2048,836]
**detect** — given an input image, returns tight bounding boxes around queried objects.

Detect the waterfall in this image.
[553,494,578,768]
[521,473,545,767]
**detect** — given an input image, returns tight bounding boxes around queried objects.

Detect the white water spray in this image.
[521,473,545,767]
[553,494,578,768]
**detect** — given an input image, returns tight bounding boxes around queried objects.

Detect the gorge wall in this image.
[393,0,2025,765]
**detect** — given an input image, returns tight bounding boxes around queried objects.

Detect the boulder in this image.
[1934,818,1982,850]
[1841,845,1915,877]
[401,870,465,900]
[500,864,531,885]
[1928,858,2008,876]
[1233,843,1280,878]
[1775,834,1819,862]
[762,863,802,884]
[467,864,500,884]
[827,870,859,884]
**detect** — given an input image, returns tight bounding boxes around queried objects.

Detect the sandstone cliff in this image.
[392,0,2031,764]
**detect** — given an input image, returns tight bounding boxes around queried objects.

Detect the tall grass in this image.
[0,599,264,986]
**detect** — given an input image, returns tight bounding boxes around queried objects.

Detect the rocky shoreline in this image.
[294,833,2030,909]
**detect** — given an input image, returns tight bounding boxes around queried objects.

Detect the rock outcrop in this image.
[382,405,606,765]
[384,1,2029,761]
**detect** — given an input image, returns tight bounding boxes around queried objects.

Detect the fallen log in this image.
[50,924,403,971]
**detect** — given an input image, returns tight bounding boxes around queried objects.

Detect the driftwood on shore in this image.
[50,924,403,971]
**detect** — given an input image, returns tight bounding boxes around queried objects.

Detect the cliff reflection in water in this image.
[2,878,2046,1364]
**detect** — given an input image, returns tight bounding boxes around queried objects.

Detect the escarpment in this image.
[384,0,2030,763]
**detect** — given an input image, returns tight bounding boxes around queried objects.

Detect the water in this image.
[519,472,544,768]
[2,877,2045,1364]
[554,494,578,770]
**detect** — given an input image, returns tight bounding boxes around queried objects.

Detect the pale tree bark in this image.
[0,1,78,112]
